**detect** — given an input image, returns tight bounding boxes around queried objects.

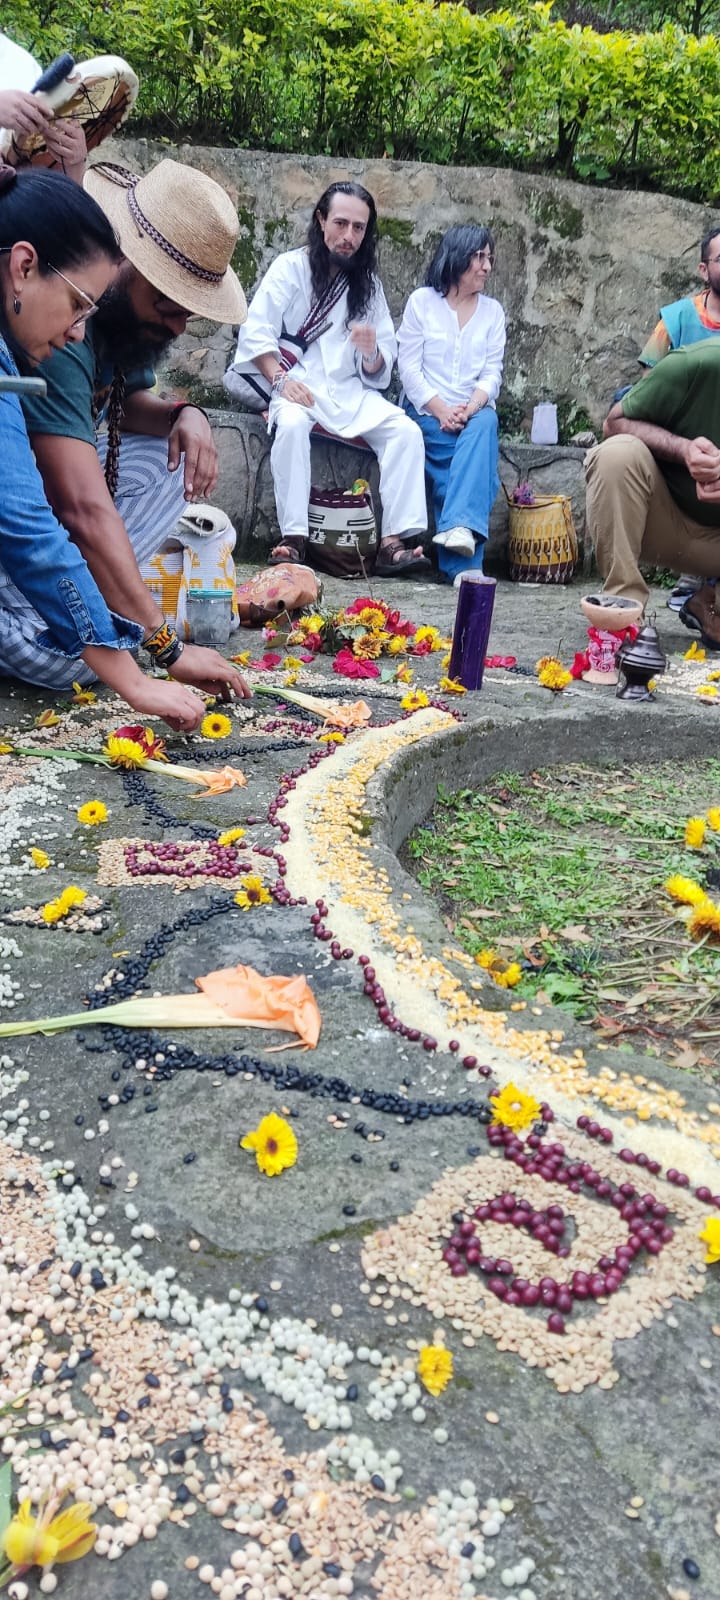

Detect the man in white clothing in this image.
[225,181,431,576]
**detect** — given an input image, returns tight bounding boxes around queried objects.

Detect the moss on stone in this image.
[377,217,414,246]
[264,215,288,243]
[233,205,260,290]
[556,395,595,442]
[528,191,584,242]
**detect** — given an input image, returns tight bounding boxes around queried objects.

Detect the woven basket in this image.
[505,487,578,585]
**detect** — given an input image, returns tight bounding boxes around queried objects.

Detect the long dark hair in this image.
[307,181,378,323]
[425,223,496,296]
[0,165,120,356]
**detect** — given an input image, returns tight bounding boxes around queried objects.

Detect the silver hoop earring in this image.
[12,297,21,316]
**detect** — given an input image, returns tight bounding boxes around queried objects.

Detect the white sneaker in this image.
[453,568,481,588]
[432,525,475,556]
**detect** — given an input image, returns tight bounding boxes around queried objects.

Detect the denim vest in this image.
[0,336,143,659]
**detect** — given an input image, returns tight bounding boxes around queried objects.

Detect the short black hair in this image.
[0,167,119,348]
[425,223,495,296]
[701,225,720,263]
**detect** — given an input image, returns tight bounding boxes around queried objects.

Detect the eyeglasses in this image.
[47,263,99,327]
[472,250,495,267]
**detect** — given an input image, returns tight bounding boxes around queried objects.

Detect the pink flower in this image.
[411,638,433,657]
[332,648,380,680]
[248,652,283,670]
[302,632,324,653]
[485,655,518,669]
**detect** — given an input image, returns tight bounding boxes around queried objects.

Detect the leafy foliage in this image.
[7,0,720,199]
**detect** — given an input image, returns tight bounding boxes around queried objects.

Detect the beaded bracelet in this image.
[271,369,288,394]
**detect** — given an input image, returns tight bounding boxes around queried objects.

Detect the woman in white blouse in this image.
[397,224,506,585]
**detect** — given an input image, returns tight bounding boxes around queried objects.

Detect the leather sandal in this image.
[269,538,307,567]
[375,539,432,578]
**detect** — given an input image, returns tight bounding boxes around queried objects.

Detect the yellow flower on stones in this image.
[30,848,50,869]
[699,1217,720,1264]
[685,816,706,849]
[104,734,147,768]
[282,656,303,671]
[665,874,707,906]
[414,625,444,652]
[299,613,325,634]
[70,681,96,705]
[317,731,345,743]
[537,659,572,692]
[41,901,64,925]
[394,664,413,684]
[0,741,13,754]
[284,672,299,687]
[490,1081,542,1132]
[41,885,87,924]
[77,801,108,826]
[684,641,706,661]
[400,689,430,712]
[417,1344,453,1396]
[707,808,720,832]
[353,606,387,633]
[2,1495,97,1570]
[218,828,245,846]
[231,650,251,666]
[35,709,61,728]
[492,961,523,988]
[240,1112,298,1176]
[475,948,496,970]
[697,684,718,700]
[688,898,720,940]
[200,712,233,739]
[234,874,271,911]
[439,675,466,695]
[387,635,408,655]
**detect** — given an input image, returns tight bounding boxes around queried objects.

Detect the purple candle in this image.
[448,574,497,690]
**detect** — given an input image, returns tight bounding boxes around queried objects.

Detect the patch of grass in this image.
[407,762,720,1076]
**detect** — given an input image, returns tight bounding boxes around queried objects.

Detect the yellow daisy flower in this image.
[414,625,444,651]
[77,800,108,826]
[299,613,325,634]
[699,1217,720,1264]
[490,1081,542,1132]
[2,1495,96,1569]
[240,1112,298,1176]
[685,816,706,849]
[707,808,720,832]
[387,635,408,655]
[665,874,706,906]
[218,827,245,846]
[439,675,466,695]
[400,689,430,712]
[234,874,272,911]
[200,711,233,739]
[30,848,50,869]
[417,1344,453,1396]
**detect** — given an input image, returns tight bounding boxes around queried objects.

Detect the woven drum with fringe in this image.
[506,490,578,585]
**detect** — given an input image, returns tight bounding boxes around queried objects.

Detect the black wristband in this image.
[168,401,209,432]
[155,637,184,669]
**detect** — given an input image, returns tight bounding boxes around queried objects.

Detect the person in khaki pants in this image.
[585,338,720,648]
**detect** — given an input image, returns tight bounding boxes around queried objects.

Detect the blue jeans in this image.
[404,402,500,582]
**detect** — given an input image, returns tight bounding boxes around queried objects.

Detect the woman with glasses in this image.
[0,162,208,727]
[397,223,506,587]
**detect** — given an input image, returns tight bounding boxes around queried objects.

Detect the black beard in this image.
[326,247,357,274]
[95,283,176,369]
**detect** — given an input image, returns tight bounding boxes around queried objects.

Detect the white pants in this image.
[270,401,428,542]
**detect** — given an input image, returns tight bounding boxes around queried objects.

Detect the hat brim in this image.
[84,165,247,325]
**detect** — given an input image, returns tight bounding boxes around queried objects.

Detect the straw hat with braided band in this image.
[84,158,247,324]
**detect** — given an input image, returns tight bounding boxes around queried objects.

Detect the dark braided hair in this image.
[307,182,378,324]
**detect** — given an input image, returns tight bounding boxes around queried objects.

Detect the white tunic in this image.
[0,31,40,92]
[397,286,506,413]
[228,248,400,437]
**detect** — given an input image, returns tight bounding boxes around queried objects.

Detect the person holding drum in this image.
[0,32,88,182]
[0,163,244,725]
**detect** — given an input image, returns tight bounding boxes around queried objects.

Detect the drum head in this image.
[3,55,138,164]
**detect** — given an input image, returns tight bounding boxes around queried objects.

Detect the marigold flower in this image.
[699,1216,720,1264]
[200,711,233,740]
[707,808,720,832]
[104,734,148,768]
[217,828,245,846]
[240,1112,298,1176]
[665,874,706,906]
[400,689,430,712]
[2,1495,96,1570]
[352,634,383,659]
[77,800,108,826]
[490,1081,542,1131]
[417,1344,453,1396]
[234,874,271,910]
[30,848,50,869]
[355,606,387,632]
[685,816,706,849]
[438,675,466,695]
[70,681,96,705]
[537,660,572,692]
[688,897,720,939]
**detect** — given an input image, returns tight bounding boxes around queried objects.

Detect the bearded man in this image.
[224,180,430,577]
[17,157,250,700]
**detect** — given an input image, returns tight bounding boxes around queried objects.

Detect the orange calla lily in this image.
[196,964,321,1048]
[190,765,248,795]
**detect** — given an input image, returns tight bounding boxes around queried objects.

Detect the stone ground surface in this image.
[1,573,719,1600]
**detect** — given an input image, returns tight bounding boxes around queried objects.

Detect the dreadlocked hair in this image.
[307,182,378,325]
[101,369,126,499]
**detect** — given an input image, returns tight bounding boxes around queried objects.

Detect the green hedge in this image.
[6,0,720,201]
